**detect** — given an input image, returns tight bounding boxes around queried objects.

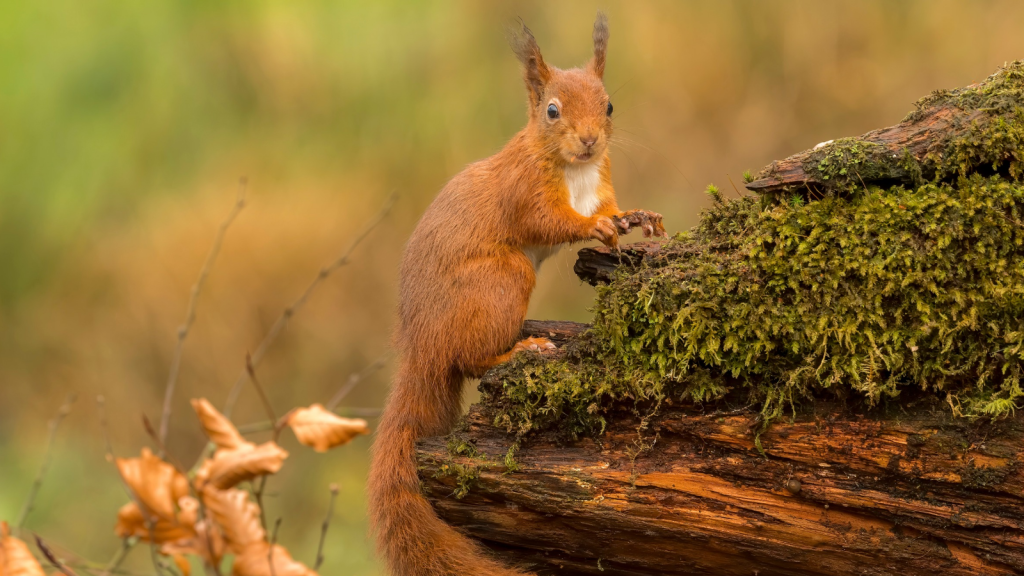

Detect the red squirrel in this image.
[368,13,666,576]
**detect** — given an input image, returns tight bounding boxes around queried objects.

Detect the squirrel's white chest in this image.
[522,163,602,271]
[565,162,602,217]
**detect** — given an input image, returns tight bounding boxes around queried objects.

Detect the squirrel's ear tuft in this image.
[509,19,551,107]
[590,11,609,79]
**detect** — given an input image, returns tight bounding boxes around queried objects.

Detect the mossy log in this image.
[419,363,1024,576]
[417,63,1024,575]
[745,64,1023,198]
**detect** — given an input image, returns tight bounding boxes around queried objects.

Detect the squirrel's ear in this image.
[589,11,609,79]
[510,20,551,107]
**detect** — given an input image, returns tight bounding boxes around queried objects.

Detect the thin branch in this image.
[242,352,282,532]
[35,535,80,576]
[99,539,136,576]
[17,393,76,528]
[314,484,339,570]
[159,180,248,452]
[223,191,397,418]
[142,414,189,476]
[325,353,391,411]
[268,518,282,576]
[245,353,278,425]
[74,559,152,576]
[253,476,270,533]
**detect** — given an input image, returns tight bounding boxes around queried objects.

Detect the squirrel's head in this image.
[511,12,612,166]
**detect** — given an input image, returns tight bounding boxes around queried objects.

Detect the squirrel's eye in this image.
[547,103,559,119]
[606,102,614,116]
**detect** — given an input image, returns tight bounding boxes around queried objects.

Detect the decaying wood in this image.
[519,320,589,344]
[744,83,985,194]
[418,392,1024,576]
[573,242,663,286]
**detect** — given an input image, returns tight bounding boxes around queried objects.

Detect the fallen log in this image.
[745,63,1024,195]
[419,392,1024,575]
[417,62,1024,575]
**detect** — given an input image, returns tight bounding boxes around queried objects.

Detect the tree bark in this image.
[418,389,1024,576]
[573,242,663,286]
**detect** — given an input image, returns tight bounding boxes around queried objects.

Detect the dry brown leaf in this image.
[154,497,225,566]
[160,519,224,570]
[116,447,190,519]
[287,403,369,452]
[115,501,195,543]
[172,554,191,576]
[0,522,45,576]
[232,542,317,576]
[191,398,249,451]
[200,488,264,553]
[195,442,288,490]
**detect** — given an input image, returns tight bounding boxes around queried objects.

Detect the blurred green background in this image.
[2,0,1024,573]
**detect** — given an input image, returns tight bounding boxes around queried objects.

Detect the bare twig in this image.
[17,393,75,528]
[159,180,248,452]
[245,353,278,426]
[223,191,397,417]
[268,518,282,576]
[141,414,191,478]
[35,535,80,576]
[326,353,391,411]
[76,559,152,576]
[99,538,136,576]
[314,484,339,570]
[240,354,283,529]
[252,476,270,533]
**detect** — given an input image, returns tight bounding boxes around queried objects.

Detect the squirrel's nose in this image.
[580,135,597,148]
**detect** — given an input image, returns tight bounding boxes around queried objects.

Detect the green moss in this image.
[804,138,915,194]
[428,430,489,499]
[596,176,1024,423]
[935,109,1024,182]
[488,175,1024,437]
[432,461,480,499]
[482,63,1024,441]
[912,62,1024,182]
[905,61,1024,123]
[485,341,658,440]
[704,183,723,204]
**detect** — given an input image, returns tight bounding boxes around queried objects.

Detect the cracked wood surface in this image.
[418,394,1024,575]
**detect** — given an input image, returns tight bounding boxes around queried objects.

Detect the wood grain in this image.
[418,394,1024,575]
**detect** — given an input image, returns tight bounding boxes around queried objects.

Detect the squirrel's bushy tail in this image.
[368,365,531,576]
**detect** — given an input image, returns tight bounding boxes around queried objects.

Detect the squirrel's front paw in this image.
[614,210,667,238]
[589,215,619,249]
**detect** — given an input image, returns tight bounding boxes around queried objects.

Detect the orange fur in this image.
[368,13,661,575]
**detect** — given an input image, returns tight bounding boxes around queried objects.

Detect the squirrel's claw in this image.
[590,215,619,250]
[615,210,667,239]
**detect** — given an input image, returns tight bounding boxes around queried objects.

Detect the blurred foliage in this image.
[3,1,1024,574]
